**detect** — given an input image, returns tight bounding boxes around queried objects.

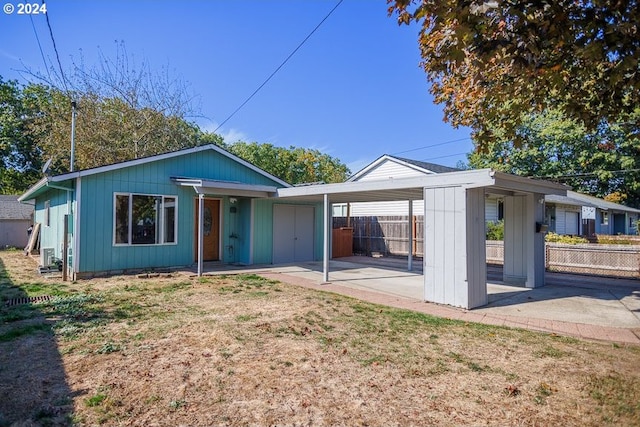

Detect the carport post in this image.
[408,200,413,271]
[323,193,330,282]
[197,193,204,277]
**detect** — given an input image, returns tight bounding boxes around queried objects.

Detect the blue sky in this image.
[0,0,473,173]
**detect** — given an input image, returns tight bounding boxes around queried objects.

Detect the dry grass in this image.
[0,250,639,426]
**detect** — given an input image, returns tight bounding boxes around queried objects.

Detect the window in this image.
[497,200,504,221]
[601,211,609,226]
[44,200,50,227]
[114,193,177,245]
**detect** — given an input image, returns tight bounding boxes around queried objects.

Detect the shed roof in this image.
[0,195,34,220]
[549,191,640,213]
[278,169,567,203]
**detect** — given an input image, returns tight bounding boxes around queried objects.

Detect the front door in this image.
[195,198,220,261]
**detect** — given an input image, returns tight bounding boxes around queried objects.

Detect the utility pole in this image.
[70,100,76,172]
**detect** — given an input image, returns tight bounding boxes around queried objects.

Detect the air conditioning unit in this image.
[42,248,55,266]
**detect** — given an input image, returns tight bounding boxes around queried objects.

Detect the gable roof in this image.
[348,154,460,182]
[545,190,640,214]
[0,195,34,220]
[19,144,291,201]
[390,156,461,174]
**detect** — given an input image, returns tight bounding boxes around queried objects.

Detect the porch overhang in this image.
[276,169,567,202]
[171,177,278,198]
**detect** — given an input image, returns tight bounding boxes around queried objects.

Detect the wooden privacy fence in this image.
[333,216,424,257]
[334,217,640,278]
[486,240,640,278]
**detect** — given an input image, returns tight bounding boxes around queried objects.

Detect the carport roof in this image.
[277,169,567,203]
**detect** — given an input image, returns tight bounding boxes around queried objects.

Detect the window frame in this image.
[600,211,609,226]
[113,192,178,247]
[44,200,50,227]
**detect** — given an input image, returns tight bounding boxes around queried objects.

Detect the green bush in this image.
[545,232,588,244]
[486,220,504,241]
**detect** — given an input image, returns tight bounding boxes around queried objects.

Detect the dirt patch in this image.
[0,250,639,426]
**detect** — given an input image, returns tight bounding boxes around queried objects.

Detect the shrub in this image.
[486,220,504,241]
[545,232,588,244]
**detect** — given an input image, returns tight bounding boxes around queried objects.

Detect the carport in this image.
[277,169,567,309]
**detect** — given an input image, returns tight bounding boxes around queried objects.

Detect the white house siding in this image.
[356,160,434,182]
[346,200,424,217]
[485,197,500,223]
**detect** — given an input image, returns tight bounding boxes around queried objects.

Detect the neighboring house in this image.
[337,154,639,237]
[486,191,640,236]
[0,195,34,248]
[18,144,323,278]
[333,154,460,217]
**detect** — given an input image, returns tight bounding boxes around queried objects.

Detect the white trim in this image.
[46,145,291,187]
[172,177,278,198]
[278,169,567,204]
[113,192,179,247]
[197,194,204,276]
[72,177,81,276]
[348,154,441,182]
[249,199,255,264]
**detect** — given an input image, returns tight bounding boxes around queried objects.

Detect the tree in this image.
[0,78,44,193]
[388,1,640,145]
[226,141,350,184]
[20,41,205,173]
[467,109,640,207]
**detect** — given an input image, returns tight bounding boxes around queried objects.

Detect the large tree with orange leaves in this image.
[388,1,640,146]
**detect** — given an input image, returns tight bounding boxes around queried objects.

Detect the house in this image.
[0,195,34,248]
[333,154,460,217]
[20,146,568,309]
[486,191,640,236]
[18,144,323,279]
[337,154,639,237]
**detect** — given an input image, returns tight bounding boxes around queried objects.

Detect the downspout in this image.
[323,193,330,282]
[72,177,81,280]
[198,193,204,276]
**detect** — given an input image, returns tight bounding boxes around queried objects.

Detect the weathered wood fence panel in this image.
[333,216,424,256]
[335,218,640,278]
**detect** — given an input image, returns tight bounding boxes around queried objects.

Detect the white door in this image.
[273,205,314,264]
[565,211,579,235]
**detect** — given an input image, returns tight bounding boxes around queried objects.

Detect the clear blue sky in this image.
[0,0,473,174]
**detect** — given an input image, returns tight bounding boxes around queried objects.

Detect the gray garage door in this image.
[272,205,315,264]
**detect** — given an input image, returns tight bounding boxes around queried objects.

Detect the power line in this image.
[392,137,471,156]
[42,0,69,92]
[214,0,343,133]
[537,168,640,180]
[29,14,51,80]
[421,151,468,161]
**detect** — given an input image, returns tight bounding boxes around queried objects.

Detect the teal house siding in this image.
[35,186,74,264]
[20,145,324,277]
[77,148,285,274]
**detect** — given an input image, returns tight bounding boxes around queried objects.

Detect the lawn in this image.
[0,250,638,426]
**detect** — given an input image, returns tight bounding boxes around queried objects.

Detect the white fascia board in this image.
[18,177,49,202]
[173,178,277,198]
[491,171,568,196]
[45,144,292,188]
[346,154,389,182]
[279,169,496,198]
